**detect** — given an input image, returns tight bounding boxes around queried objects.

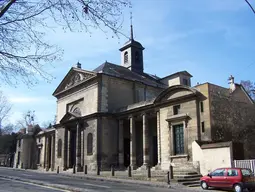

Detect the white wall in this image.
[192,141,233,176]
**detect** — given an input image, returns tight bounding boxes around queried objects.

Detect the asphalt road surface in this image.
[0,177,69,192]
[0,167,210,192]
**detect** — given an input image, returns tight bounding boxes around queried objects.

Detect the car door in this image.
[208,168,228,188]
[225,168,240,188]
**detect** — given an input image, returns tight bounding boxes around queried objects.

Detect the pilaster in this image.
[130,116,136,169]
[76,122,82,172]
[118,119,124,169]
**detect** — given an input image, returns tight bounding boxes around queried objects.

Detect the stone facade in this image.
[14,26,255,174]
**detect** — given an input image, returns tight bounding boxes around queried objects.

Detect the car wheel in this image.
[201,181,208,190]
[233,184,242,192]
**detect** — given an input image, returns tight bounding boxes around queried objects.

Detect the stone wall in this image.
[83,118,98,171]
[100,116,118,170]
[56,81,99,123]
[159,98,199,170]
[209,84,255,158]
[101,75,162,112]
[55,127,65,171]
[195,83,212,141]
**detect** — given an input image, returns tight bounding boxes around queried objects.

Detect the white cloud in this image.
[9,96,53,104]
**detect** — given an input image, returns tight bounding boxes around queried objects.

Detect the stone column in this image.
[142,113,149,166]
[45,136,49,170]
[118,119,124,168]
[43,136,47,168]
[76,122,81,171]
[130,116,136,169]
[63,128,67,170]
[67,130,70,168]
[81,130,84,168]
[157,111,161,165]
[51,134,55,171]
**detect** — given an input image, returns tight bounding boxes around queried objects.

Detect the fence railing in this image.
[233,159,255,173]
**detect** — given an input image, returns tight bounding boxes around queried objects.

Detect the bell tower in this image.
[119,13,145,74]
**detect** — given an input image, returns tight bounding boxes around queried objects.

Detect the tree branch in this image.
[0,0,16,18]
[245,0,255,14]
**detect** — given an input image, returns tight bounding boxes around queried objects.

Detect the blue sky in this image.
[1,0,255,128]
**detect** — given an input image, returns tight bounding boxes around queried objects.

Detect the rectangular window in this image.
[173,124,184,155]
[183,78,188,86]
[173,105,181,115]
[200,101,204,113]
[227,169,238,176]
[201,122,205,133]
[37,148,41,164]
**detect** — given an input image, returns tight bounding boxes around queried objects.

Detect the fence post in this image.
[167,171,170,185]
[84,165,87,174]
[128,165,132,177]
[169,164,174,179]
[147,165,151,178]
[111,165,115,176]
[73,164,76,174]
[97,165,100,175]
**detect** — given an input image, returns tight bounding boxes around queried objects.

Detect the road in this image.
[0,167,206,192]
[0,177,68,192]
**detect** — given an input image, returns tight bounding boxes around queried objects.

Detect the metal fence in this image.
[233,159,255,173]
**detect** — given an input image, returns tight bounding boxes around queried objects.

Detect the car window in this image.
[227,169,238,176]
[211,169,226,176]
[241,169,252,176]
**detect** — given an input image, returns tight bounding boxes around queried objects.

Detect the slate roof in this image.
[93,62,165,87]
[161,71,193,80]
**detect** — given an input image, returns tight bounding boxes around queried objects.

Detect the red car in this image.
[200,167,255,192]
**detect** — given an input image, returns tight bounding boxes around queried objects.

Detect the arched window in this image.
[73,107,81,116]
[124,51,128,63]
[135,51,139,62]
[87,133,93,155]
[57,139,62,158]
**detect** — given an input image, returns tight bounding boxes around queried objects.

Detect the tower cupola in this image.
[119,14,144,74]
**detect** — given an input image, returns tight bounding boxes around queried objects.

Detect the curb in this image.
[59,173,180,189]
[1,168,200,191]
[0,175,87,192]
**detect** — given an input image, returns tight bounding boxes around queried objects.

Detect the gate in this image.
[234,159,255,173]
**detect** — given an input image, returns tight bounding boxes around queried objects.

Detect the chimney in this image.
[228,75,236,93]
[76,62,81,69]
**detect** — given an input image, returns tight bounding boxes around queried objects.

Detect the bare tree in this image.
[240,80,255,100]
[1,123,14,135]
[0,0,131,86]
[0,91,12,135]
[15,110,36,128]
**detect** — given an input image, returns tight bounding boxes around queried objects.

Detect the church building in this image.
[14,25,255,175]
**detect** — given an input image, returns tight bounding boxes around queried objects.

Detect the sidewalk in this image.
[3,167,183,189]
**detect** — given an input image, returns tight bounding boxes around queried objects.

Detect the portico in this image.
[118,109,160,170]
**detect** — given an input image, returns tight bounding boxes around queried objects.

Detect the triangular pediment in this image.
[53,67,97,96]
[60,112,81,124]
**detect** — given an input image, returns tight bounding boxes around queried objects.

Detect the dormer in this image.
[160,71,193,87]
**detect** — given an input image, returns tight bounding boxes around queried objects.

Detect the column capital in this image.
[140,111,147,117]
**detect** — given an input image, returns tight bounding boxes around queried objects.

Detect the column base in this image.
[117,164,126,171]
[130,164,137,170]
[138,164,150,171]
